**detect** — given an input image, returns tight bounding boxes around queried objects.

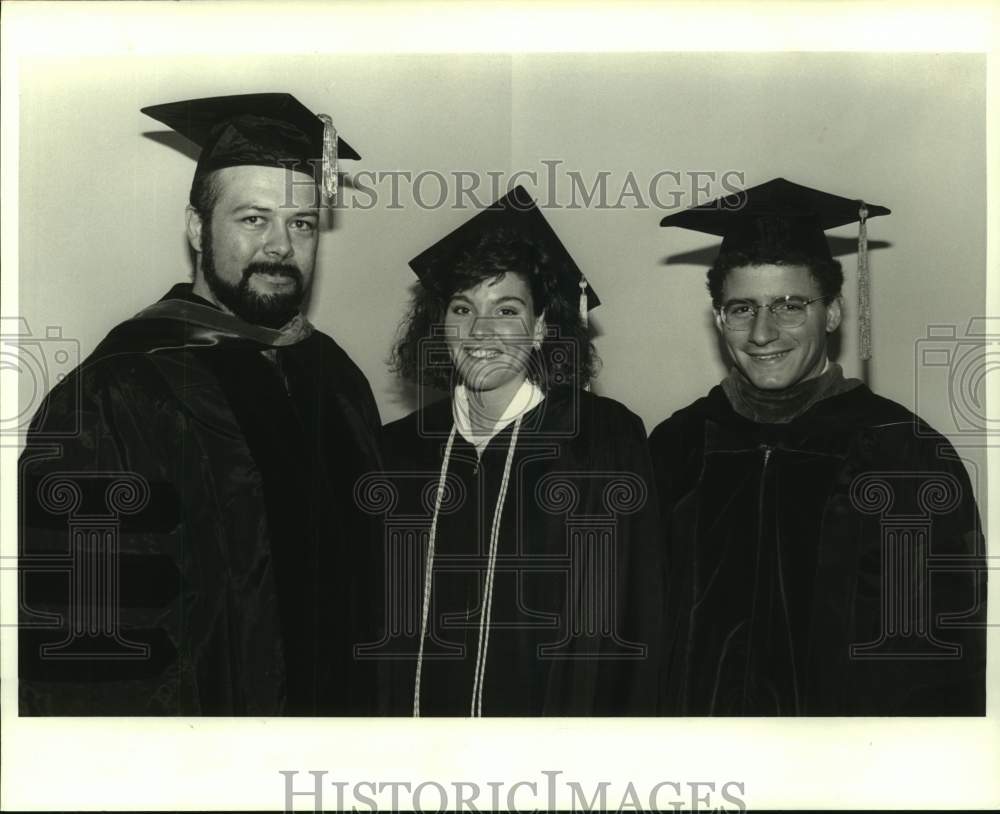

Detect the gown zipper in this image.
[745,443,773,697]
[757,443,773,532]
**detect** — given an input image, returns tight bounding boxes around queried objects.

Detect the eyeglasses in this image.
[717,295,827,330]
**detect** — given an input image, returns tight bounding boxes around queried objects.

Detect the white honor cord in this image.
[412,425,457,717]
[470,415,523,716]
[411,416,524,718]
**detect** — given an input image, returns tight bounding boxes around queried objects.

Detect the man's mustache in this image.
[242,262,302,284]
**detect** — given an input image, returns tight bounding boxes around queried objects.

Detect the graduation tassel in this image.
[579,277,592,393]
[857,202,871,361]
[318,113,338,202]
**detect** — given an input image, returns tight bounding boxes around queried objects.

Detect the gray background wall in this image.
[18,51,988,497]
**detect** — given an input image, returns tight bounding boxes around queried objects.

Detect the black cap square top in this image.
[408,185,600,311]
[141,93,360,180]
[659,177,890,262]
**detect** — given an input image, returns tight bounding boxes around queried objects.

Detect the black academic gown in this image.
[377,388,663,716]
[649,384,986,715]
[19,284,384,715]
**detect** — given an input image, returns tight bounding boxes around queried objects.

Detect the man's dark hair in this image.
[391,227,599,391]
[189,165,322,224]
[706,250,844,306]
[189,170,224,221]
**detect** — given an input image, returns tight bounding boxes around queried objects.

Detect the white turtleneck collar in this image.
[452,378,545,452]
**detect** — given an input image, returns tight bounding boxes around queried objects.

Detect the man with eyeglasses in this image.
[650,178,985,715]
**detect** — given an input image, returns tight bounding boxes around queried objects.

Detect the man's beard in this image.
[201,220,306,329]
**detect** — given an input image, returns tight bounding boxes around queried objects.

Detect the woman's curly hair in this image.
[391,226,599,392]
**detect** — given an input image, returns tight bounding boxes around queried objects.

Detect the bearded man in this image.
[18,94,384,715]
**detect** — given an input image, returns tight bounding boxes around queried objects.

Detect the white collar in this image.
[452,378,545,450]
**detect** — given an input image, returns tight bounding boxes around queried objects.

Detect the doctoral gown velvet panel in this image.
[380,389,663,715]
[19,285,384,715]
[649,385,986,715]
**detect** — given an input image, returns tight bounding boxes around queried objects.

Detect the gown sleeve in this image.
[586,400,666,715]
[18,353,193,714]
[844,424,987,714]
[647,409,705,714]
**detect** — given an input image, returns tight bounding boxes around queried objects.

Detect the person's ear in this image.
[186,206,204,254]
[713,306,725,334]
[826,296,843,333]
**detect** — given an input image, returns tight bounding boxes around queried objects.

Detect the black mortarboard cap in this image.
[409,185,600,318]
[141,93,360,200]
[660,177,891,360]
[658,177,889,261]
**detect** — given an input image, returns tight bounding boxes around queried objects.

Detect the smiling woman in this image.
[391,202,598,398]
[442,273,543,433]
[379,188,664,717]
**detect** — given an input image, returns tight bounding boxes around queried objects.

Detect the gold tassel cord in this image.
[318,113,338,202]
[857,203,871,361]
